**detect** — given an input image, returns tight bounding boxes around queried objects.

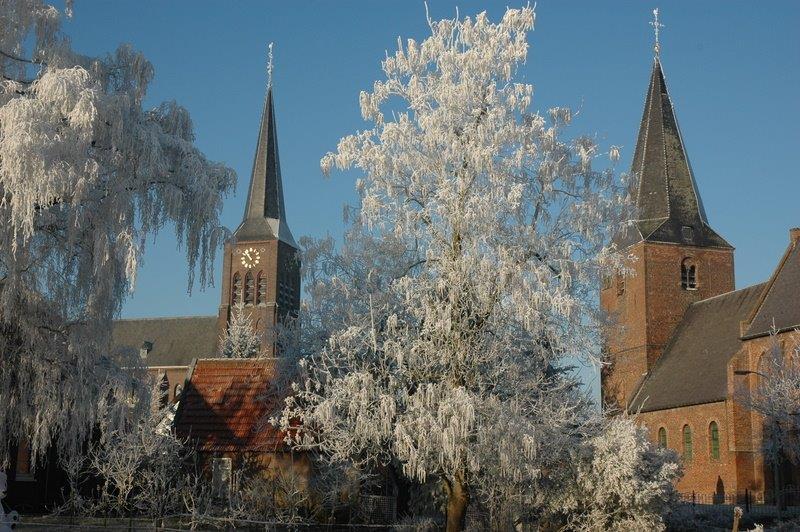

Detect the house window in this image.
[15,438,34,482]
[616,274,625,296]
[658,427,667,448]
[709,422,720,460]
[244,271,255,305]
[682,425,693,461]
[232,273,242,305]
[212,457,232,499]
[681,259,697,290]
[256,271,267,305]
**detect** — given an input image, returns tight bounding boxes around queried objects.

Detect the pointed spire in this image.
[621,56,731,249]
[234,48,296,247]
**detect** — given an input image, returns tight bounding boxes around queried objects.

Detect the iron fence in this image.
[680,487,800,517]
[356,495,397,525]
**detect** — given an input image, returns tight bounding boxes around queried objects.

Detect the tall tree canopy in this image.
[279,6,631,530]
[0,0,235,463]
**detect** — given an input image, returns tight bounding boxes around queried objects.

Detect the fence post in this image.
[732,507,742,532]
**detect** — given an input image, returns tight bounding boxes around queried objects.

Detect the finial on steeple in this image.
[650,8,664,58]
[267,42,274,90]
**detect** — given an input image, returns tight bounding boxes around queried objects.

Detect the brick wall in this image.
[216,239,295,357]
[729,329,800,492]
[601,241,734,410]
[638,401,746,496]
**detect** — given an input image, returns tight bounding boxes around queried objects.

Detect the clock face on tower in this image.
[240,247,261,269]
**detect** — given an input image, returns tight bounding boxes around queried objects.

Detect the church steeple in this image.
[622,57,731,249]
[601,19,736,412]
[234,82,296,247]
[217,49,301,356]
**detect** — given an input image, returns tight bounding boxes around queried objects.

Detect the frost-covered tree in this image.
[0,0,235,463]
[547,416,681,531]
[279,6,629,531]
[88,383,193,517]
[219,303,262,358]
[740,331,800,469]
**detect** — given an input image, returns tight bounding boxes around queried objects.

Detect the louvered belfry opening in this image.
[231,273,242,305]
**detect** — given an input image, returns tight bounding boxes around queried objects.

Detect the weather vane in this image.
[650,8,664,58]
[267,42,274,89]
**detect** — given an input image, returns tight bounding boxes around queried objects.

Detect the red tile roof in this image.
[174,358,289,452]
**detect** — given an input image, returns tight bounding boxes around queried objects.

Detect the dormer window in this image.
[681,259,697,290]
[140,340,154,360]
[681,225,694,243]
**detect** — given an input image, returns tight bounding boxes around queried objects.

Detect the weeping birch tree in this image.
[279,6,630,530]
[0,0,235,464]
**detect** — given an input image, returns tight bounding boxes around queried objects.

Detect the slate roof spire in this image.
[234,47,296,247]
[620,56,731,248]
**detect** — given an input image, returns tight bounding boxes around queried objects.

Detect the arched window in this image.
[256,271,267,305]
[231,273,242,305]
[682,425,693,461]
[709,422,720,460]
[244,271,255,305]
[658,427,667,448]
[681,259,697,290]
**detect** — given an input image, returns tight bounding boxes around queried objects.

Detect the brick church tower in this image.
[216,84,300,356]
[601,57,735,411]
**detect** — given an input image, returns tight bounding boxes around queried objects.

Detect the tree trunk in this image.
[445,476,469,532]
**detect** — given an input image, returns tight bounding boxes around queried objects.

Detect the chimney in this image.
[790,227,800,246]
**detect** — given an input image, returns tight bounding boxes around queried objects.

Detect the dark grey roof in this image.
[617,59,731,249]
[234,87,296,247]
[111,316,218,367]
[630,283,766,413]
[744,238,800,338]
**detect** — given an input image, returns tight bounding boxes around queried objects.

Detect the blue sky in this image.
[58,2,798,395]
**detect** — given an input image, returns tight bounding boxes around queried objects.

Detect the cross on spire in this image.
[267,42,274,90]
[650,8,664,58]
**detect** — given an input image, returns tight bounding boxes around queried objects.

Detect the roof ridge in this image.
[743,238,800,337]
[744,239,797,328]
[114,315,217,322]
[689,282,767,306]
[659,59,708,223]
[634,59,656,214]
